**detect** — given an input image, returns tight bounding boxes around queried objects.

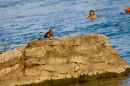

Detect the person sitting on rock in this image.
[44,29,53,40]
[87,10,99,19]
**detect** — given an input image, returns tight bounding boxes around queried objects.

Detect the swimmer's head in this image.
[49,29,52,32]
[125,8,130,13]
[90,10,94,15]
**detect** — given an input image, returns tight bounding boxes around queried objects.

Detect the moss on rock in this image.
[16,68,130,86]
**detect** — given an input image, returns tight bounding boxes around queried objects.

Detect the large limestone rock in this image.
[0,34,129,86]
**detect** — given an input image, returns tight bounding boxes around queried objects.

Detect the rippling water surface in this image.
[0,0,130,85]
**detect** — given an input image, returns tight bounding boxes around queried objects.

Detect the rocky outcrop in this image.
[0,34,129,86]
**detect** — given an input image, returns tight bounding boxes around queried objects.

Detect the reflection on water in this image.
[67,77,130,86]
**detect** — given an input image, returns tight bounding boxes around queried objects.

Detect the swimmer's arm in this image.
[96,14,99,18]
[87,16,90,19]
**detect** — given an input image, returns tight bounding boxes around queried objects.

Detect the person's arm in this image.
[87,16,90,19]
[96,14,99,18]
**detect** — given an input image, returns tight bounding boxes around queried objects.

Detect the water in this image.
[0,0,130,85]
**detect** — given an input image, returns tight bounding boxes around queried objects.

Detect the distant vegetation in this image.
[0,42,12,53]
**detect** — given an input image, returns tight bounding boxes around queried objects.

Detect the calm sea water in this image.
[0,0,130,85]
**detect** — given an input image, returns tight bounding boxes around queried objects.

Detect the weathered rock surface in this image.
[0,34,129,86]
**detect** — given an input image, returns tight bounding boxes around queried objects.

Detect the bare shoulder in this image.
[87,16,91,19]
[95,14,99,18]
[87,15,98,19]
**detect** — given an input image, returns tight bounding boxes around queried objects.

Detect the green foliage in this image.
[0,42,12,53]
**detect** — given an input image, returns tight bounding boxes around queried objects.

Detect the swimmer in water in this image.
[87,10,99,19]
[125,7,130,13]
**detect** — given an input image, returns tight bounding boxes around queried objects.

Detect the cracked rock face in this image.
[0,34,129,86]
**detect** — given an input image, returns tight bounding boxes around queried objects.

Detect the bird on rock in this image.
[44,29,53,40]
